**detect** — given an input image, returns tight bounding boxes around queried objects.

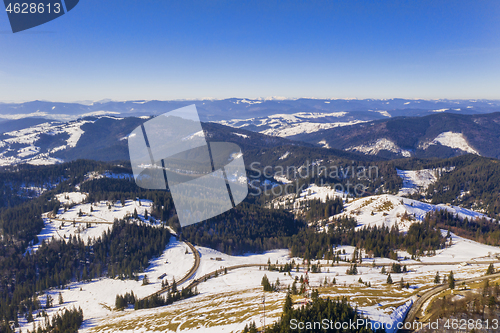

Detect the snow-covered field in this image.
[79,239,499,333]
[15,183,500,333]
[18,211,500,333]
[19,238,196,333]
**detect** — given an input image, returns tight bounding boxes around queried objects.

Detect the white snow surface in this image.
[360,299,413,333]
[430,132,478,154]
[20,238,195,333]
[347,138,412,157]
[0,118,95,166]
[18,197,500,333]
[397,169,437,195]
[279,151,290,160]
[337,194,489,232]
[419,132,479,154]
[216,112,368,137]
[272,184,488,232]
[231,132,250,138]
[318,139,330,148]
[29,195,155,252]
[397,167,455,195]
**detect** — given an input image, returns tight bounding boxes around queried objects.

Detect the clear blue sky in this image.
[1,0,499,102]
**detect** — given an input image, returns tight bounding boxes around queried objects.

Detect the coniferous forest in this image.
[0,153,499,331]
[244,293,382,333]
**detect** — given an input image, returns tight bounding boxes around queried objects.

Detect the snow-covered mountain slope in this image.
[216,111,372,137]
[0,118,94,166]
[337,194,488,231]
[0,115,311,167]
[396,168,455,196]
[420,131,479,154]
[30,194,155,252]
[20,237,197,333]
[271,183,489,231]
[346,138,412,157]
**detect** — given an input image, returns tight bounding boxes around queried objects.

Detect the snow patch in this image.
[232,132,249,139]
[347,138,412,157]
[279,151,290,160]
[430,132,478,154]
[216,112,366,138]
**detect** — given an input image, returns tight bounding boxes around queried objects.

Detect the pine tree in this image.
[171,278,177,293]
[58,292,63,305]
[27,309,33,323]
[434,272,440,284]
[448,271,455,289]
[387,274,393,284]
[486,263,495,275]
[261,274,273,292]
[46,294,53,309]
[283,292,293,314]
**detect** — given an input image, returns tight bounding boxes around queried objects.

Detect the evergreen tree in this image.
[434,272,441,284]
[261,274,273,292]
[283,292,293,314]
[486,263,495,275]
[387,274,393,284]
[46,294,53,309]
[171,278,177,293]
[448,271,455,289]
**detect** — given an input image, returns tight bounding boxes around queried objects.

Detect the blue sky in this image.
[1,0,499,102]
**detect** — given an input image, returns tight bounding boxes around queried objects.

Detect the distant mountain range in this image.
[1,98,499,122]
[0,99,499,167]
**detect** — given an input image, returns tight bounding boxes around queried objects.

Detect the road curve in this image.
[143,241,200,300]
[403,271,500,329]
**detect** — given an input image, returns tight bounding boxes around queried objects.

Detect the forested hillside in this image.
[293,112,500,159]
